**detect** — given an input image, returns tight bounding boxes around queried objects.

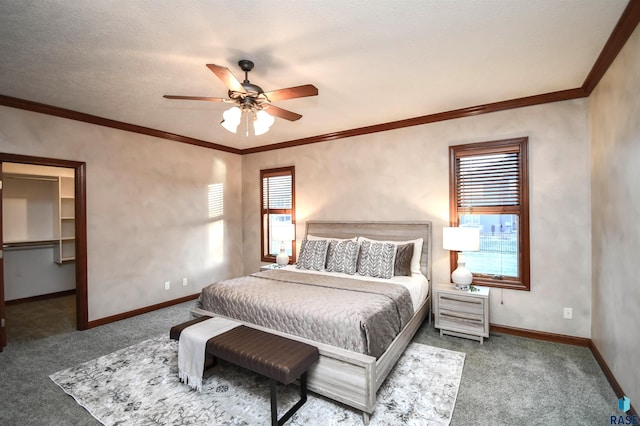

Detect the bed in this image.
[190,221,432,424]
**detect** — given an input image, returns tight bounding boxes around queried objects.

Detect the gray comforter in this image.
[197,269,414,358]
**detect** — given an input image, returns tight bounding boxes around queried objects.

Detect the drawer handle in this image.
[440,295,482,304]
[441,312,482,323]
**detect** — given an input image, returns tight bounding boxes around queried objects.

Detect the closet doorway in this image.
[0,153,87,351]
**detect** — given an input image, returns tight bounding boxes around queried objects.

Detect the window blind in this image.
[262,174,292,210]
[456,150,520,210]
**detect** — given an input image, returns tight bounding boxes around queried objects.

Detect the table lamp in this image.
[271,223,295,266]
[443,226,480,290]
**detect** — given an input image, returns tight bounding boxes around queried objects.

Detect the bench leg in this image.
[270,372,309,426]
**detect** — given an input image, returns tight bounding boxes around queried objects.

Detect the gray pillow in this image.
[326,240,359,275]
[296,239,328,270]
[394,243,414,276]
[357,240,397,279]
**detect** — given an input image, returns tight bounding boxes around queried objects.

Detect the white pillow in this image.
[358,236,424,275]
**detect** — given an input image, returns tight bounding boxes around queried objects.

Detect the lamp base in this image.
[276,251,289,266]
[451,253,473,290]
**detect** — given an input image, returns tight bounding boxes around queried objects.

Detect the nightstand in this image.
[260,263,286,271]
[434,284,490,344]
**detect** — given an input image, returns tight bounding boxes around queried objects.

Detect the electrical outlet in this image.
[563,307,572,319]
[182,277,188,286]
[164,281,170,291]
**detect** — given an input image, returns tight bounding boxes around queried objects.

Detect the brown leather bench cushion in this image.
[169,316,213,340]
[206,325,319,385]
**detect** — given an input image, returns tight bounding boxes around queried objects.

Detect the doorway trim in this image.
[0,153,88,350]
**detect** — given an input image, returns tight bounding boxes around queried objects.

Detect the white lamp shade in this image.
[443,227,479,289]
[220,106,242,133]
[254,110,275,135]
[271,223,295,242]
[221,107,274,136]
[443,227,480,252]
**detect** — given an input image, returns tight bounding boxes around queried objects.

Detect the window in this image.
[449,137,530,290]
[260,166,296,263]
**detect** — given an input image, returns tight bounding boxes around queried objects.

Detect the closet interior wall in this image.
[2,163,75,302]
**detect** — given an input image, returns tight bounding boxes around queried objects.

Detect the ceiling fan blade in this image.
[263,84,318,102]
[265,105,303,121]
[206,64,246,93]
[163,95,227,102]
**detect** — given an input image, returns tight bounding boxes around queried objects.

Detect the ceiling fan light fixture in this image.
[253,110,275,136]
[167,59,318,136]
[220,106,242,133]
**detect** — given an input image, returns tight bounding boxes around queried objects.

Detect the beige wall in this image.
[590,25,640,406]
[0,106,244,321]
[243,98,592,337]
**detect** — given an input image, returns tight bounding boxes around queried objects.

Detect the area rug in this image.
[50,336,465,425]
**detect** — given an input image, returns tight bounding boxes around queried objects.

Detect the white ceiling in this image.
[0,1,629,150]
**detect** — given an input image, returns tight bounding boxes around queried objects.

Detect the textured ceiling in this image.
[0,1,629,150]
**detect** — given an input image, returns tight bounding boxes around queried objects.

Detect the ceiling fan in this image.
[164,59,318,135]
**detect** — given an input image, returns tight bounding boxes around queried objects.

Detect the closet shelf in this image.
[3,239,59,249]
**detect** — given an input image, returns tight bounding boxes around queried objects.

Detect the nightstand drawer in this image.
[438,293,485,315]
[438,309,485,332]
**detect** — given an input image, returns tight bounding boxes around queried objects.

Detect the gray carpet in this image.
[0,297,619,425]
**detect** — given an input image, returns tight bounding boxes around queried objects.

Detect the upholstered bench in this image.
[206,325,320,426]
[170,318,319,426]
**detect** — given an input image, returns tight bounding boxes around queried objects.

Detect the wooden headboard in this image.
[304,221,433,282]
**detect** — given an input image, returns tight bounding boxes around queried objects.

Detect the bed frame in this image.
[191,220,432,424]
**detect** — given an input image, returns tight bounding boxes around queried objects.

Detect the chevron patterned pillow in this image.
[296,239,329,270]
[357,240,397,279]
[325,240,359,275]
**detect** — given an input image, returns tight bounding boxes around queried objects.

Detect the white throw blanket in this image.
[178,317,239,391]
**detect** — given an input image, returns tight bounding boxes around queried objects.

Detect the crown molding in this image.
[582,0,640,95]
[241,88,587,154]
